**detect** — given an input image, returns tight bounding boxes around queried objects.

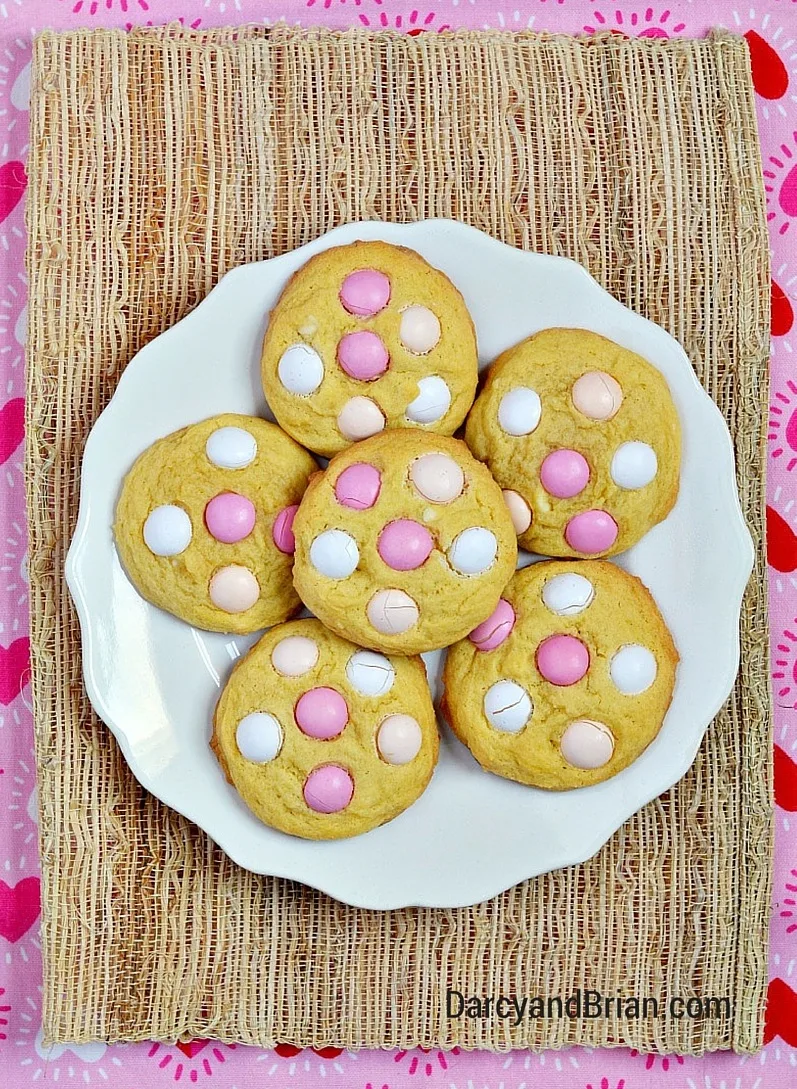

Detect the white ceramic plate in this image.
[66,220,753,910]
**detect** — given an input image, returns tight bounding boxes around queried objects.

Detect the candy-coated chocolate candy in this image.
[377,518,434,571]
[367,588,419,634]
[345,650,395,696]
[497,387,541,436]
[405,376,451,424]
[410,453,464,504]
[272,504,299,554]
[209,565,260,612]
[559,719,615,769]
[536,634,590,686]
[564,509,619,554]
[339,268,390,317]
[483,679,532,733]
[572,371,623,420]
[502,489,532,534]
[271,635,319,677]
[334,463,382,510]
[448,527,497,575]
[205,426,257,469]
[468,599,515,651]
[377,714,422,765]
[278,343,324,395]
[611,441,658,490]
[540,449,590,499]
[303,764,354,813]
[143,504,192,556]
[541,572,595,616]
[337,330,389,381]
[236,712,283,763]
[205,492,256,544]
[610,644,657,694]
[337,396,385,441]
[294,686,349,739]
[309,529,360,579]
[400,305,441,354]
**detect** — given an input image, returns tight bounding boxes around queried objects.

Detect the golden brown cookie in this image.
[291,430,518,655]
[114,414,316,633]
[261,241,478,457]
[465,328,681,558]
[211,619,439,839]
[442,560,678,790]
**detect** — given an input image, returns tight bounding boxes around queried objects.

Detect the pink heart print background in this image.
[1,0,797,1085]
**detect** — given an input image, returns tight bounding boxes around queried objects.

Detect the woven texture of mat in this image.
[25,24,771,1052]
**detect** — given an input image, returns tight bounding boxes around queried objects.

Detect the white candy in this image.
[271,635,319,677]
[346,650,395,696]
[560,719,614,769]
[610,644,658,694]
[498,387,541,436]
[236,712,283,763]
[483,680,532,733]
[309,529,360,579]
[205,426,257,469]
[400,305,441,354]
[542,572,595,616]
[405,376,452,424]
[448,527,497,575]
[278,343,324,395]
[611,441,658,490]
[143,504,192,557]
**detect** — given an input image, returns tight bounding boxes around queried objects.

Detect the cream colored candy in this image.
[337,396,386,441]
[399,305,441,355]
[209,565,260,612]
[410,453,465,504]
[559,719,615,768]
[502,489,532,534]
[367,588,419,635]
[572,371,623,420]
[377,713,423,765]
[271,635,319,677]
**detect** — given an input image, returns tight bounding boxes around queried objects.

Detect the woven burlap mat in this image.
[25,24,772,1052]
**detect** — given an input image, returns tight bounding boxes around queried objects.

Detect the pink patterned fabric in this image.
[1,1,795,1085]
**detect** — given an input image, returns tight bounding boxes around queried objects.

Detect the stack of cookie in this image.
[114,241,681,840]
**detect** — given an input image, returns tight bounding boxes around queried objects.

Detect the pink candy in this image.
[540,449,590,499]
[337,330,389,381]
[377,519,434,571]
[565,509,619,554]
[536,634,590,686]
[204,492,256,544]
[468,599,516,651]
[294,686,349,740]
[339,269,390,317]
[303,764,355,814]
[334,463,382,510]
[272,504,298,554]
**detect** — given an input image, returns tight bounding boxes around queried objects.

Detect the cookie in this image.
[114,414,316,634]
[442,560,678,790]
[291,430,518,655]
[465,328,681,558]
[211,619,439,839]
[261,241,479,457]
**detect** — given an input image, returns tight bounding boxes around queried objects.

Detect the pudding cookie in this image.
[291,430,518,655]
[211,619,439,839]
[465,328,681,557]
[261,240,478,457]
[114,414,316,633]
[442,560,678,790]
